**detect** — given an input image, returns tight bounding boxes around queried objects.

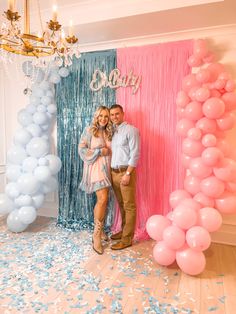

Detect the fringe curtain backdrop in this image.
[56,50,116,230]
[112,40,193,240]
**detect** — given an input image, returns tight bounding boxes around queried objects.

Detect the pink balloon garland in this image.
[146,39,236,275]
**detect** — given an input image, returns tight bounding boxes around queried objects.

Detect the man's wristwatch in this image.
[126,171,131,176]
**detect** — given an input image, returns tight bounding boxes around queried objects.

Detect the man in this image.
[109,104,140,250]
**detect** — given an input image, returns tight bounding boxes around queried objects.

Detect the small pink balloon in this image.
[181,154,192,169]
[196,68,211,83]
[221,92,236,111]
[218,72,232,80]
[172,204,197,230]
[176,247,206,275]
[202,97,225,119]
[176,90,190,108]
[210,89,221,98]
[193,39,208,58]
[200,176,225,198]
[188,86,199,101]
[187,55,203,67]
[196,117,217,134]
[215,192,236,214]
[184,175,201,195]
[213,158,236,182]
[189,157,212,178]
[185,101,203,121]
[187,128,202,141]
[193,192,215,208]
[182,138,204,158]
[195,87,210,102]
[226,181,236,193]
[146,215,171,241]
[225,79,236,92]
[216,139,230,157]
[202,134,217,147]
[186,226,211,252]
[198,207,222,232]
[169,189,191,208]
[217,112,235,131]
[207,63,225,82]
[214,79,226,90]
[153,241,176,266]
[176,107,185,119]
[163,225,185,250]
[176,119,195,137]
[182,74,200,93]
[203,52,215,64]
[180,198,201,211]
[201,147,223,167]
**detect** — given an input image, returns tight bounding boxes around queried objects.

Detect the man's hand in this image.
[121,174,130,186]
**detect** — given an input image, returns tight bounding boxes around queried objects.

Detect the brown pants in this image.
[111,169,136,245]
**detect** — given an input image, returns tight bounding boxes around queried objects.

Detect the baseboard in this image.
[211,223,236,246]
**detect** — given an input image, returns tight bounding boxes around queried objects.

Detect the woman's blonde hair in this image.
[90,106,113,141]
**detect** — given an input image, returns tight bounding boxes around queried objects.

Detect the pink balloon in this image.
[202,97,225,119]
[213,158,236,182]
[217,112,235,131]
[225,79,236,92]
[153,241,176,266]
[215,192,236,214]
[169,189,191,208]
[221,92,236,111]
[187,55,203,67]
[193,192,215,208]
[176,107,185,119]
[193,39,208,58]
[195,87,210,102]
[185,101,203,121]
[180,198,201,211]
[202,134,217,147]
[198,207,222,232]
[166,211,174,221]
[176,247,206,275]
[184,175,201,195]
[203,52,215,64]
[182,74,200,92]
[187,128,202,141]
[172,204,197,230]
[214,79,226,90]
[196,69,211,83]
[146,215,171,241]
[218,72,232,80]
[188,86,200,101]
[207,63,225,82]
[176,90,190,108]
[226,181,236,193]
[189,157,212,178]
[163,225,185,250]
[216,139,230,157]
[176,119,195,137]
[196,117,217,134]
[200,176,225,198]
[181,154,192,169]
[182,138,204,158]
[186,226,211,252]
[201,147,223,167]
[210,89,221,98]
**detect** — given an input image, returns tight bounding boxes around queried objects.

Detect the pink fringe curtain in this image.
[112,40,193,240]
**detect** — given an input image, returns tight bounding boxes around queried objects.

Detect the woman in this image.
[78,106,113,254]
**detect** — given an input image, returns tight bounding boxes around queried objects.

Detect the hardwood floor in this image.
[0,216,235,313]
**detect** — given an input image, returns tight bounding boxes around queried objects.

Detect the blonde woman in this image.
[78,106,113,254]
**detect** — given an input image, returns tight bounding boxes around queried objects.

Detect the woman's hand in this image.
[100,147,111,156]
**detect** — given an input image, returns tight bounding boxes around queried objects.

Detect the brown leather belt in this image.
[111,167,128,173]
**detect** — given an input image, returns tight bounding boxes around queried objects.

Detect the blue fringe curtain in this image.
[56,50,116,230]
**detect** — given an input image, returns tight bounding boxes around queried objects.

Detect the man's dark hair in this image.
[110,104,124,112]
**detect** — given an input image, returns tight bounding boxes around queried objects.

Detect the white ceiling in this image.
[0,0,236,48]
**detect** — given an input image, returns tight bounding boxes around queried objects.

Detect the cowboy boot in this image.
[101,220,109,242]
[92,219,103,255]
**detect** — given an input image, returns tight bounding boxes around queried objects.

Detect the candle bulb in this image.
[68,20,74,37]
[8,0,15,11]
[52,4,58,22]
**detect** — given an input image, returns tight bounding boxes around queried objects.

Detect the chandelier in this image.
[0,0,80,67]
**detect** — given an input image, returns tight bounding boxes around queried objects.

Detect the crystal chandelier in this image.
[0,0,80,67]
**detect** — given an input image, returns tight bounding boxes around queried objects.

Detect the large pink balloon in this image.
[182,74,200,92]
[180,198,201,211]
[226,181,236,193]
[186,226,211,251]
[176,90,190,108]
[176,119,195,137]
[214,79,226,90]
[195,87,210,102]
[201,147,223,167]
[188,86,199,101]
[198,207,222,232]
[217,112,235,131]
[202,97,225,119]
[215,192,236,214]
[216,139,230,157]
[221,92,236,111]
[184,175,201,195]
[181,154,192,169]
[176,247,206,275]
[189,157,212,178]
[213,158,236,182]
[193,192,215,208]
[172,204,197,230]
[146,215,171,241]
[169,189,191,208]
[225,79,236,92]
[196,117,217,134]
[196,68,211,83]
[207,63,225,82]
[201,134,217,148]
[182,138,204,158]
[163,225,185,250]
[200,176,225,198]
[187,128,202,141]
[153,241,176,266]
[176,107,185,119]
[185,101,203,121]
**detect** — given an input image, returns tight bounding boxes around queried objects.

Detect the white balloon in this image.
[26,137,49,158]
[40,81,51,91]
[49,73,61,84]
[58,67,69,78]
[34,88,45,98]
[32,193,45,208]
[41,176,58,193]
[34,166,51,182]
[0,194,15,215]
[7,146,27,165]
[27,123,42,137]
[46,90,54,98]
[15,195,32,207]
[29,95,41,106]
[5,182,20,199]
[41,124,50,131]
[17,109,33,126]
[22,157,38,172]
[38,157,49,166]
[14,128,32,146]
[17,174,40,195]
[32,68,45,83]
[6,165,22,181]
[37,105,47,113]
[45,154,62,175]
[33,112,48,125]
[47,104,57,114]
[26,104,37,114]
[18,206,37,224]
[7,209,28,232]
[41,96,52,106]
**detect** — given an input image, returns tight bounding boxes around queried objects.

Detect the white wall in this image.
[1,24,236,244]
